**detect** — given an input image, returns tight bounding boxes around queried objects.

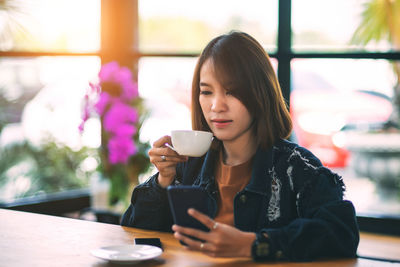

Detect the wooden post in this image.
[100,0,138,78]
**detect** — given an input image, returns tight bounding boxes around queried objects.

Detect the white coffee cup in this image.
[170,130,213,157]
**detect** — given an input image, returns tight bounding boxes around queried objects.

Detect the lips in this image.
[211,119,232,128]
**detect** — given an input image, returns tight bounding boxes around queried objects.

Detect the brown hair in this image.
[191,31,292,149]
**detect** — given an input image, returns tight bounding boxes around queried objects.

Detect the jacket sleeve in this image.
[120,172,174,232]
[264,158,359,261]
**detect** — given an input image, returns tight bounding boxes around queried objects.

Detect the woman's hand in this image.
[148,135,188,188]
[172,208,256,258]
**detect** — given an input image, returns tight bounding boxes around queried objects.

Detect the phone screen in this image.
[167,185,210,232]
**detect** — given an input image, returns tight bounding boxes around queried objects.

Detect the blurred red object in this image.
[290,72,392,167]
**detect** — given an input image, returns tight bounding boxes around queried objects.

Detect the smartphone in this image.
[167,185,210,233]
[135,238,163,250]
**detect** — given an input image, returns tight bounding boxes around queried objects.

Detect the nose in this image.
[211,92,227,112]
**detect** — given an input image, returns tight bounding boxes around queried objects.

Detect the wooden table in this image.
[1,209,399,267]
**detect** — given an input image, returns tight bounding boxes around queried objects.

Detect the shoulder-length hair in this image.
[191,31,292,150]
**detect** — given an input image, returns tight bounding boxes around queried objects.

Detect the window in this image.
[138,0,400,223]
[292,0,392,52]
[139,0,277,54]
[1,0,399,229]
[290,0,400,221]
[0,0,100,52]
[0,0,101,203]
[291,58,398,216]
[137,0,278,145]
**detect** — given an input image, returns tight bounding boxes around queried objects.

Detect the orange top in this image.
[214,152,253,226]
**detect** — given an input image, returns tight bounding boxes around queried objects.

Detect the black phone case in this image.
[135,238,163,250]
[167,185,210,232]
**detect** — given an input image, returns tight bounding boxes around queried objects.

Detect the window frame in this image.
[1,0,399,234]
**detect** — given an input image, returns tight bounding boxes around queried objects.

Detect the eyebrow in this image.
[199,82,211,87]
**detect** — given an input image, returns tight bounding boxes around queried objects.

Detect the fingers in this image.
[172,224,210,244]
[173,227,218,256]
[149,135,187,162]
[188,208,217,231]
[149,151,186,164]
[172,209,224,255]
[149,135,187,166]
[172,210,252,258]
[153,135,171,147]
[173,231,205,249]
[171,209,219,246]
[149,135,188,187]
[149,146,183,161]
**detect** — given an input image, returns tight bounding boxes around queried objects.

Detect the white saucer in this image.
[91,244,162,264]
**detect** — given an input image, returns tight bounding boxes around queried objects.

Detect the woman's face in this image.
[199,59,253,145]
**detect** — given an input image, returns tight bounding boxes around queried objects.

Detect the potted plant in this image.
[344,0,400,188]
[79,61,151,215]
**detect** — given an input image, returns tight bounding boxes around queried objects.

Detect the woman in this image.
[121,31,359,261]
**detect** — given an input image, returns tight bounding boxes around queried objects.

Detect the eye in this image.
[224,85,235,96]
[200,90,212,95]
[225,88,236,96]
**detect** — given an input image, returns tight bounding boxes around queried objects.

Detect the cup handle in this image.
[165,143,178,153]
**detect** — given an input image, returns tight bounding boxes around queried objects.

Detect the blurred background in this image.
[0,0,399,232]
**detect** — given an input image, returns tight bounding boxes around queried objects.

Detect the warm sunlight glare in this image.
[22,0,100,51]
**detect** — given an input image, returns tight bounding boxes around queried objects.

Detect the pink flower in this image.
[98,62,138,100]
[103,102,138,133]
[78,121,85,133]
[114,66,132,84]
[115,67,138,100]
[98,61,119,82]
[113,123,137,137]
[80,61,142,165]
[79,95,91,133]
[89,82,101,94]
[121,79,138,100]
[95,92,111,116]
[108,135,137,164]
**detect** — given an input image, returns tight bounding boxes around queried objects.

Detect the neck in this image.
[222,131,257,166]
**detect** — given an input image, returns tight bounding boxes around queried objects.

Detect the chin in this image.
[213,133,232,142]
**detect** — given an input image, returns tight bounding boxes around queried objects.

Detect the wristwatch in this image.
[251,232,281,261]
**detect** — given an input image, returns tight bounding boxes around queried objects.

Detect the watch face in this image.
[275,250,284,260]
[256,242,270,257]
[252,233,275,261]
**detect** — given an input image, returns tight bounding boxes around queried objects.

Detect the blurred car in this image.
[290,71,393,168]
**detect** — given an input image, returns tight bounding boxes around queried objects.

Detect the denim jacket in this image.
[121,139,359,261]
